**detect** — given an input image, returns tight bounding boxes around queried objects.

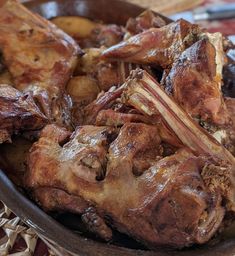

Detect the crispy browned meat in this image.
[75,47,139,92]
[26,122,227,248]
[123,69,235,208]
[0,85,47,143]
[34,187,113,241]
[95,109,153,126]
[77,24,124,49]
[102,19,200,68]
[83,86,124,125]
[126,10,167,35]
[0,0,80,126]
[164,38,229,126]
[0,1,233,250]
[96,62,139,91]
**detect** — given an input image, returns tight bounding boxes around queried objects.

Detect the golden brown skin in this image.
[164,38,229,126]
[75,47,139,92]
[95,109,154,127]
[0,0,80,125]
[126,10,167,35]
[123,69,235,210]
[102,19,200,68]
[26,123,225,249]
[0,1,233,250]
[83,86,124,125]
[0,84,47,143]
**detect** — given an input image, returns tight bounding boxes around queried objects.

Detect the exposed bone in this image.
[123,69,235,166]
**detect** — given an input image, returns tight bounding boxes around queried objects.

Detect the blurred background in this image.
[127,0,235,37]
[21,0,235,37]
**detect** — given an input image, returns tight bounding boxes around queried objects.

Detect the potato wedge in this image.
[67,76,100,103]
[51,16,100,38]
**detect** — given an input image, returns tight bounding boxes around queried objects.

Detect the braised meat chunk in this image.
[123,69,235,210]
[0,0,80,126]
[26,122,228,248]
[164,37,229,126]
[0,85,47,143]
[125,10,168,35]
[102,19,200,68]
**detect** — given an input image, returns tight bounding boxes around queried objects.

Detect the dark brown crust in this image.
[0,0,80,126]
[102,19,200,68]
[26,123,226,248]
[0,84,47,143]
[164,39,229,125]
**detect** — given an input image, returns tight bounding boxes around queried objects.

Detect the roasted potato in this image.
[51,16,100,38]
[75,48,102,75]
[67,76,100,103]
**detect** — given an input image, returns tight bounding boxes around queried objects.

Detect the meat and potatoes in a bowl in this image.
[0,0,235,251]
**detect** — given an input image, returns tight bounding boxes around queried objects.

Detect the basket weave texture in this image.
[0,202,39,255]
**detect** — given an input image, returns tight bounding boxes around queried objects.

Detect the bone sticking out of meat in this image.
[123,69,235,213]
[123,69,235,166]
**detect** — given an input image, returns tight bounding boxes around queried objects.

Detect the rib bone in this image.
[123,69,235,166]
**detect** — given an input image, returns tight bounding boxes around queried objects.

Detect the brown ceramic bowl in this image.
[0,0,235,255]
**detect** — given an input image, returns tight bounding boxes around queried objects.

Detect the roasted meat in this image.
[0,0,80,126]
[123,69,235,209]
[125,10,168,35]
[164,36,229,126]
[223,97,235,155]
[102,19,233,149]
[75,47,140,93]
[25,72,235,249]
[95,109,153,127]
[0,84,47,143]
[0,1,234,251]
[83,86,124,125]
[102,19,200,68]
[26,121,228,248]
[123,70,235,161]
